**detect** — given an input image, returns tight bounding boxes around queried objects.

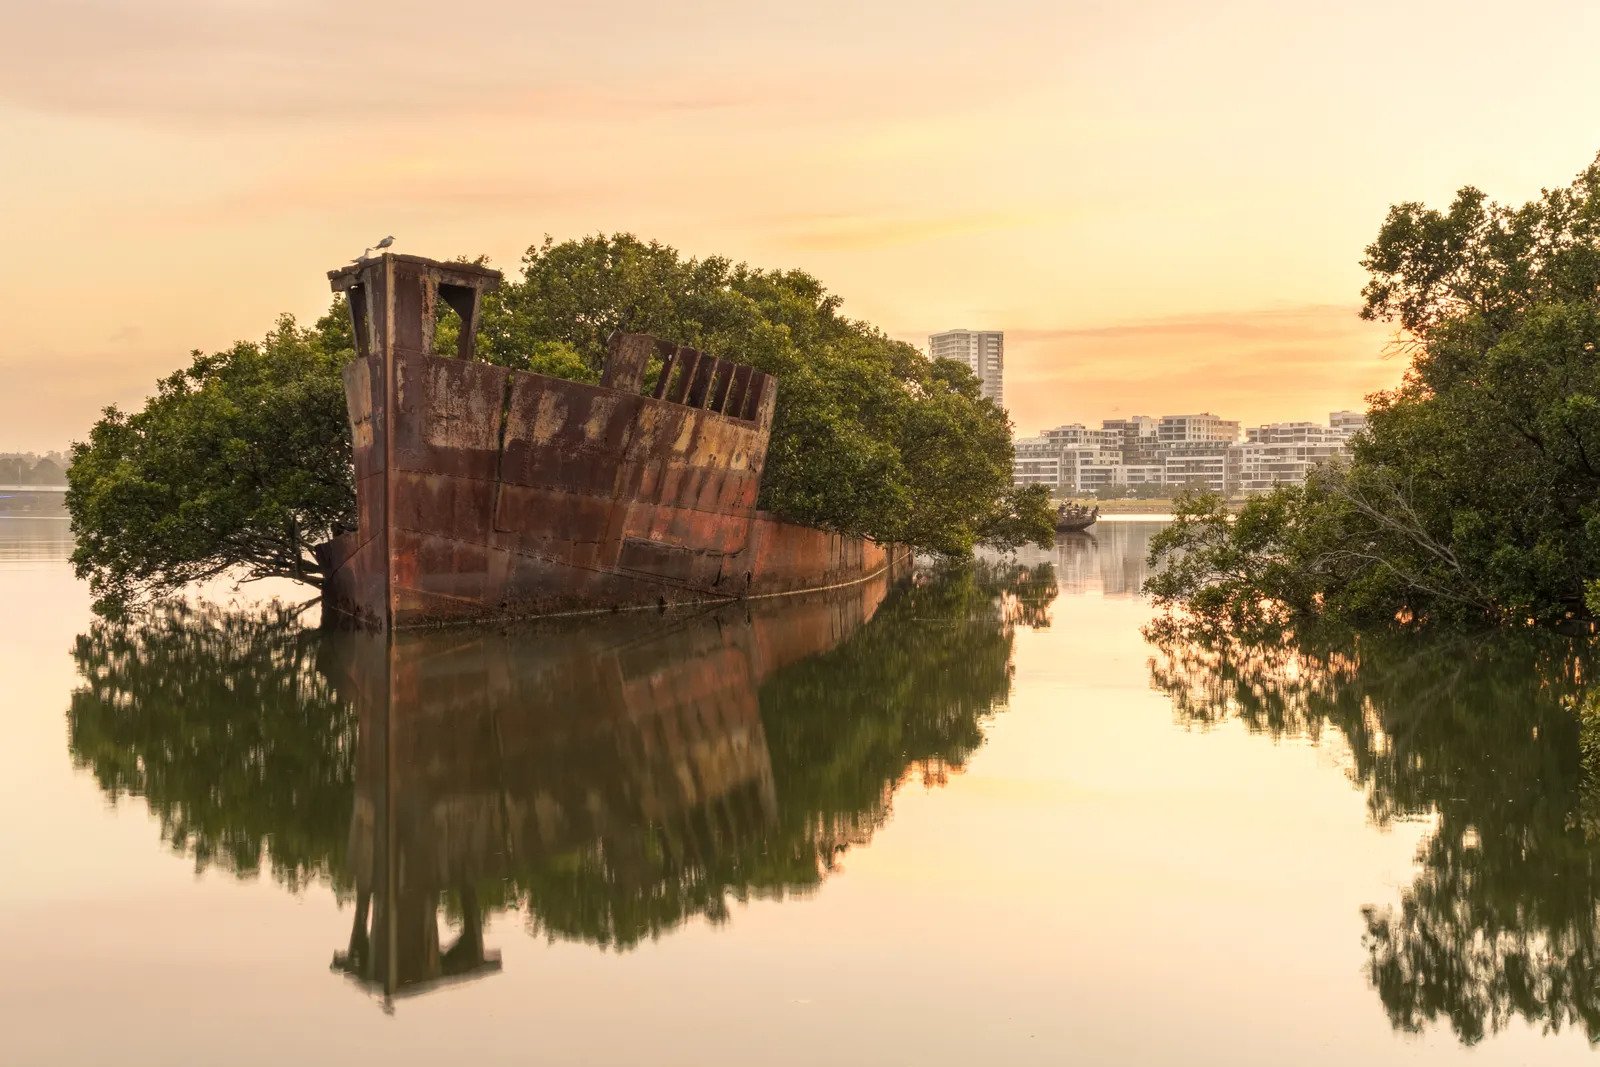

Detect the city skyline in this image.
[1013,408,1366,496]
[5,1,1600,451]
[1017,407,1364,439]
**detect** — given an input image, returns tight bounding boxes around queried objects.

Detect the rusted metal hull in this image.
[317,253,911,629]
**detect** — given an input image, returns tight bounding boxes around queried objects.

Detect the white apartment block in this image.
[1012,410,1363,498]
[1161,441,1236,495]
[929,329,1004,406]
[1245,422,1343,446]
[1121,464,1164,485]
[1041,423,1120,450]
[1103,416,1156,436]
[1235,414,1357,495]
[1157,413,1241,445]
[1329,410,1367,438]
[1102,416,1156,446]
[1102,416,1159,464]
[1011,437,1062,487]
[1059,447,1126,493]
[1236,441,1347,494]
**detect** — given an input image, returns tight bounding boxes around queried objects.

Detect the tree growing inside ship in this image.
[66,237,1053,612]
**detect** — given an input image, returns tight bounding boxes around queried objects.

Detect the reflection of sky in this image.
[1004,519,1161,598]
[3,520,1595,1064]
[0,515,71,562]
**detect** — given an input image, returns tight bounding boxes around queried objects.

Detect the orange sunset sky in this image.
[4,0,1600,452]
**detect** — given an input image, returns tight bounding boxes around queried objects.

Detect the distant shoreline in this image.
[1056,497,1243,515]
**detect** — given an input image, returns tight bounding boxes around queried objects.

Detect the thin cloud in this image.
[0,2,1060,129]
[193,168,618,224]
[774,212,1040,252]
[0,4,747,125]
[999,305,1399,430]
[1007,304,1372,344]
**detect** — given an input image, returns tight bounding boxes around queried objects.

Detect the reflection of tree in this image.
[513,561,1055,950]
[67,601,355,890]
[764,559,1049,843]
[64,563,1056,967]
[995,560,1059,631]
[1149,626,1598,1044]
[1009,522,1157,599]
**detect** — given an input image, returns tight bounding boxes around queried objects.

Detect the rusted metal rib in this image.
[741,372,767,421]
[665,347,701,405]
[652,345,680,400]
[723,365,753,419]
[708,359,735,414]
[685,355,718,408]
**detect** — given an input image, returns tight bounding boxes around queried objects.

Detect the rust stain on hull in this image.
[318,253,911,629]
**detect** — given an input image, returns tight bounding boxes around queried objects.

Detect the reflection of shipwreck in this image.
[318,253,911,629]
[326,575,893,1004]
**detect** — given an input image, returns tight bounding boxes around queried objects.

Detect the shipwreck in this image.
[318,253,911,629]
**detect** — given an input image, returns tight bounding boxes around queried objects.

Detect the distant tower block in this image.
[929,330,1004,406]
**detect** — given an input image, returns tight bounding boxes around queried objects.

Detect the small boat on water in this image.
[1055,504,1099,533]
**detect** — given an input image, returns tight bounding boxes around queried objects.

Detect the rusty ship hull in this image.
[318,253,911,629]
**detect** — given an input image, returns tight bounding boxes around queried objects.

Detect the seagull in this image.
[348,236,394,265]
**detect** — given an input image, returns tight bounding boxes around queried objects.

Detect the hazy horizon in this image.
[6,0,1599,451]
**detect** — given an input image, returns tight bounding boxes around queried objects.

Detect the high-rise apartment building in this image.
[929,329,1004,406]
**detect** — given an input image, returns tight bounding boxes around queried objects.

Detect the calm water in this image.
[3,513,1599,1064]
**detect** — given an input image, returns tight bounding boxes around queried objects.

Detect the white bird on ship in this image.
[349,236,396,264]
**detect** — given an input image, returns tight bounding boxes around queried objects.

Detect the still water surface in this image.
[3,513,1597,1064]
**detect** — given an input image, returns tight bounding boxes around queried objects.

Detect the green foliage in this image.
[66,315,354,614]
[489,235,1046,555]
[1358,163,1600,337]
[983,484,1059,551]
[1143,488,1312,641]
[1578,690,1600,840]
[1149,623,1599,1044]
[1148,153,1600,633]
[69,236,1046,610]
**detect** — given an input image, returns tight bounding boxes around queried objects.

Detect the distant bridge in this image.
[0,485,67,494]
